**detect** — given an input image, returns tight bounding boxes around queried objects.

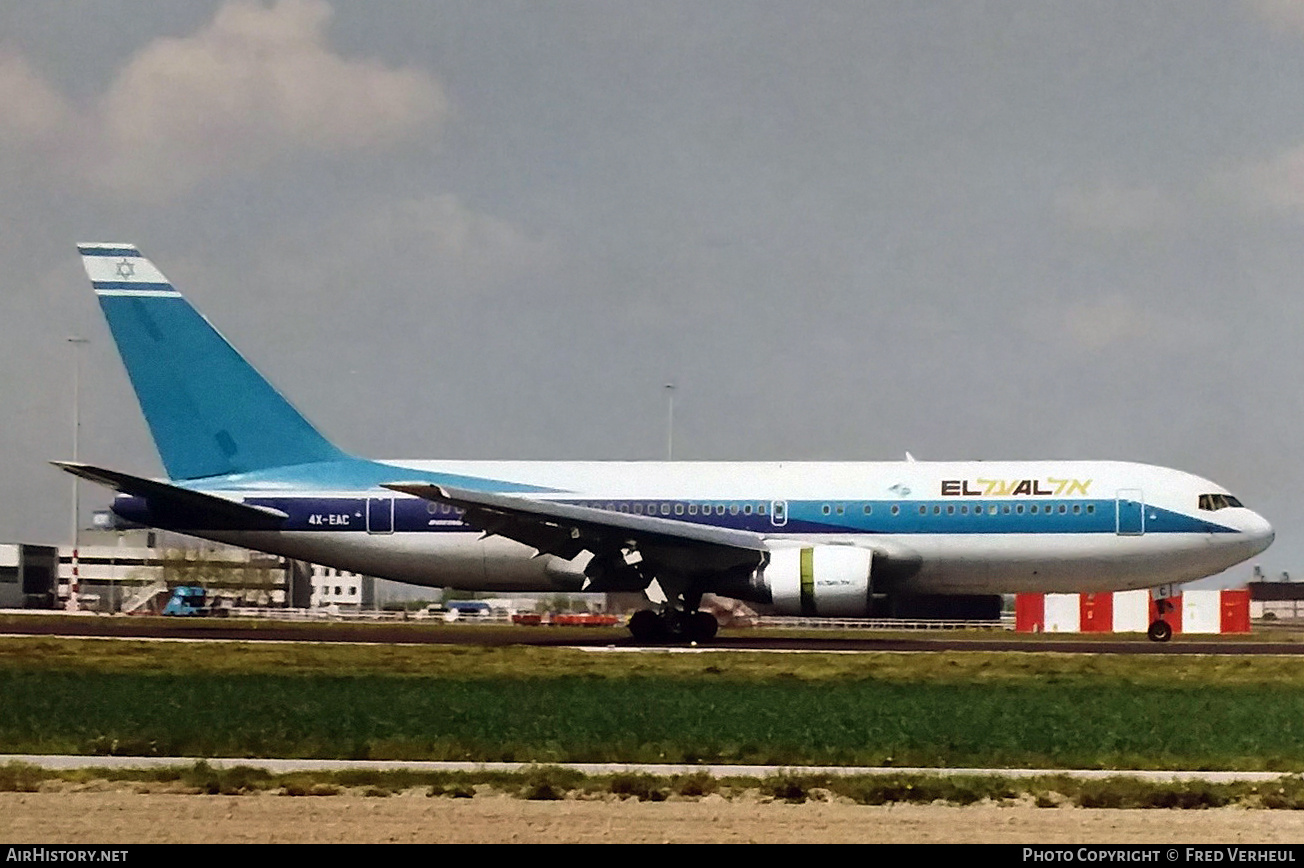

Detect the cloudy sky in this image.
[2,1,1301,586]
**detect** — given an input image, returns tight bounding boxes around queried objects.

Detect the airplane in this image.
[57,243,1275,643]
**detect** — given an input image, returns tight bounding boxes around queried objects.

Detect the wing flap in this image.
[382,482,767,574]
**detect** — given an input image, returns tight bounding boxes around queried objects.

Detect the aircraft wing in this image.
[382,482,768,576]
[52,461,290,529]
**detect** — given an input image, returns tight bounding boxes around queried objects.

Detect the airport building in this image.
[0,527,433,614]
[0,543,59,609]
[2,525,581,615]
[1247,579,1304,621]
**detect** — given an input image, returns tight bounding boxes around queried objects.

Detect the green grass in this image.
[1,638,1303,770]
[4,672,1301,769]
[6,635,1304,685]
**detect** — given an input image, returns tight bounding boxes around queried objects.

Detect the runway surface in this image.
[3,613,1302,654]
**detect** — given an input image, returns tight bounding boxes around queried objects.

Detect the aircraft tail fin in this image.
[78,243,348,481]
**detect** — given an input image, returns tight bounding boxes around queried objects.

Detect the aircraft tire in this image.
[687,610,719,643]
[1147,620,1173,643]
[628,609,664,643]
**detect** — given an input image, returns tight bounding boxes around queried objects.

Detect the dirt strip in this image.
[3,789,1303,844]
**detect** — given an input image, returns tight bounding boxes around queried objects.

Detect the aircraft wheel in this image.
[628,609,664,643]
[1147,620,1173,643]
[687,610,719,643]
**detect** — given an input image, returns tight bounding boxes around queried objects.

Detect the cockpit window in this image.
[1199,493,1244,511]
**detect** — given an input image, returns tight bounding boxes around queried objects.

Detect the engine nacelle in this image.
[760,545,873,617]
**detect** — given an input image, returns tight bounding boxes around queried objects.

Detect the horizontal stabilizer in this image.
[52,461,288,529]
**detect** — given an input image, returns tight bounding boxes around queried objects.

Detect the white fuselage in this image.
[141,457,1273,597]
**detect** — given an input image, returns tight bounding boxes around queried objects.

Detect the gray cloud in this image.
[1218,143,1304,216]
[0,54,71,147]
[1023,292,1215,354]
[0,0,448,200]
[1248,0,1304,33]
[247,192,558,309]
[1054,183,1180,235]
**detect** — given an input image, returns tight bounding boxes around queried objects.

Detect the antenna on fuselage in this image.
[905,451,917,463]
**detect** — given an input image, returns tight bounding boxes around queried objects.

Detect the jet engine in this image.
[758,545,873,617]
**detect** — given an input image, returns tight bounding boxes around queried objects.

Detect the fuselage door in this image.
[770,500,788,527]
[1116,489,1145,536]
[367,496,394,535]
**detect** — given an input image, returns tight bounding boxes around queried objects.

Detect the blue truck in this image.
[161,586,210,616]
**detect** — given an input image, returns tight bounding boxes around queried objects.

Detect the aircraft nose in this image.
[1244,511,1275,555]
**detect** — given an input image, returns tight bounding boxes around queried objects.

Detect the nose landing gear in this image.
[1146,619,1173,642]
[1147,598,1175,642]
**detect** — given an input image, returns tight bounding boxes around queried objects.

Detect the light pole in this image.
[67,336,88,611]
[664,383,675,461]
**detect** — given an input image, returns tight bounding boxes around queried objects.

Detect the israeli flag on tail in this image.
[77,243,179,296]
[76,243,347,481]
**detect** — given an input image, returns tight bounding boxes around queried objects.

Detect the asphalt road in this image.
[3,613,1303,654]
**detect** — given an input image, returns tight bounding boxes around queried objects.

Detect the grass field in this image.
[1,636,1302,770]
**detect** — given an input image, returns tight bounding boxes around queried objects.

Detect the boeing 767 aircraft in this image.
[56,244,1274,642]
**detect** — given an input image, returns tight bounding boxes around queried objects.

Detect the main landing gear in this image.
[626,577,720,644]
[628,608,719,644]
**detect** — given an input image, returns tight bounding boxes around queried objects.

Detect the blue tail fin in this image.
[78,243,348,480]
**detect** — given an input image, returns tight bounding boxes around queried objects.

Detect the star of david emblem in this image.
[115,259,136,280]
